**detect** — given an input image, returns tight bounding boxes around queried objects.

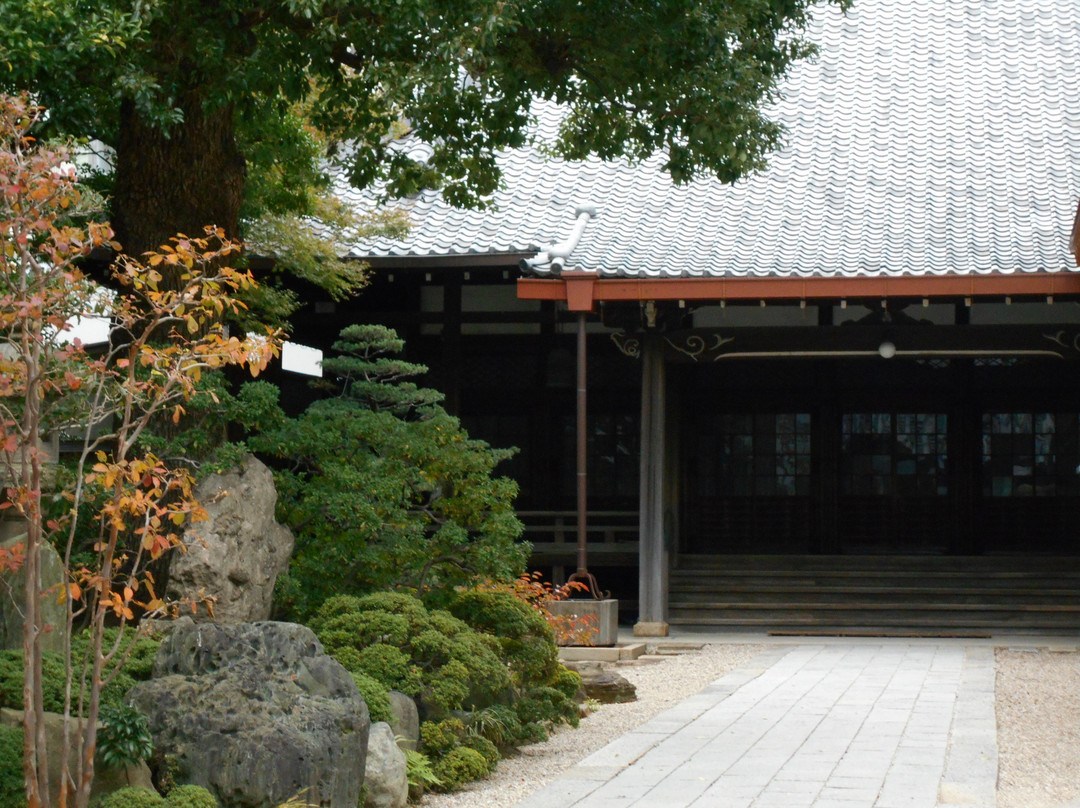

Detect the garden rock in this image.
[0,533,67,653]
[129,618,369,808]
[563,661,637,703]
[387,691,419,751]
[167,454,293,622]
[363,722,408,808]
[0,708,155,801]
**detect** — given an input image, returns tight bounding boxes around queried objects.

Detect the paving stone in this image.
[513,640,997,808]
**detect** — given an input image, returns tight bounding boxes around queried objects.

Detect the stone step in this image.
[666,554,1080,632]
[668,588,1080,605]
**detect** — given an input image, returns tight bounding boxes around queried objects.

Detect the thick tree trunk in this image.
[112,95,245,266]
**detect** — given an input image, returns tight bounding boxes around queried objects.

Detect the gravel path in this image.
[418,642,1080,808]
[996,647,1080,808]
[418,643,765,808]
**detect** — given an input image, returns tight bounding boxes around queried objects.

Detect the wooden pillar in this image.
[442,276,462,415]
[665,365,682,567]
[635,334,669,636]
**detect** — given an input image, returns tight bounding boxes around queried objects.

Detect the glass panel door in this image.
[838,412,950,553]
[978,412,1080,552]
[685,412,813,553]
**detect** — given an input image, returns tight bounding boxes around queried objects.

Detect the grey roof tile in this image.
[338,0,1080,279]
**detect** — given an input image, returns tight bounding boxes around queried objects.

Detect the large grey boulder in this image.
[129,618,369,808]
[168,455,294,622]
[363,722,407,808]
[0,533,67,653]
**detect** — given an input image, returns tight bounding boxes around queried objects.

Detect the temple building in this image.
[289,0,1080,634]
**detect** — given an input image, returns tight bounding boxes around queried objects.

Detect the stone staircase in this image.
[668,554,1080,635]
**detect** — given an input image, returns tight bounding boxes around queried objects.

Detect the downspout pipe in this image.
[518,205,607,600]
[520,205,598,273]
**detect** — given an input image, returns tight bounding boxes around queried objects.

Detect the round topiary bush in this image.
[0,724,25,808]
[98,786,166,808]
[312,593,510,717]
[419,718,465,759]
[461,734,498,772]
[164,784,218,808]
[432,747,489,792]
[447,590,559,685]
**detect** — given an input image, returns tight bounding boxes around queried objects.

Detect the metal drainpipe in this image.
[519,204,604,598]
[576,310,588,578]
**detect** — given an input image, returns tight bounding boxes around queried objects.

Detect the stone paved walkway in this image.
[515,642,998,808]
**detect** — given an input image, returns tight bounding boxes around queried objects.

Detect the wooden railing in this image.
[518,510,639,575]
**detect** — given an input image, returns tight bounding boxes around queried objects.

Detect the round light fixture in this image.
[878,340,897,359]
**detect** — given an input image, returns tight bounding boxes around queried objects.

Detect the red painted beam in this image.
[518,272,1080,308]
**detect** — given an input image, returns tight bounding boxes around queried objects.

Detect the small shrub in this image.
[0,725,25,808]
[98,787,166,808]
[432,747,488,792]
[461,734,498,772]
[349,672,392,724]
[97,703,154,770]
[448,590,558,685]
[515,686,579,732]
[164,784,218,808]
[471,573,598,646]
[419,718,465,759]
[466,705,515,748]
[312,593,511,719]
[551,667,584,701]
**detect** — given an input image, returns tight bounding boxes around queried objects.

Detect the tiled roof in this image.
[336,0,1080,279]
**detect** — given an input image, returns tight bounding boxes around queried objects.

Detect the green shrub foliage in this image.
[252,325,528,617]
[98,787,166,808]
[0,725,25,808]
[403,749,442,792]
[432,748,489,793]
[313,593,510,716]
[419,718,466,759]
[315,591,584,793]
[349,671,393,724]
[0,628,160,715]
[97,703,154,770]
[461,734,498,771]
[163,785,218,808]
[447,590,559,686]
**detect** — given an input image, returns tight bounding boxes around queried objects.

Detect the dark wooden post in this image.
[441,276,462,415]
[636,333,669,636]
[575,312,589,576]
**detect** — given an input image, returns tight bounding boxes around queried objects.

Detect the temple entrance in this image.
[837,411,950,554]
[675,354,1080,558]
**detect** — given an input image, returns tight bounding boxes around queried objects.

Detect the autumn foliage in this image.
[0,93,278,808]
[475,572,598,646]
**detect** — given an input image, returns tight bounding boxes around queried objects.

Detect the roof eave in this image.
[519,272,1080,311]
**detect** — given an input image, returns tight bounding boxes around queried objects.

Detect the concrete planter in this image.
[548,598,619,647]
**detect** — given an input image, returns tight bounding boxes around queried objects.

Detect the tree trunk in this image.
[112,94,245,267]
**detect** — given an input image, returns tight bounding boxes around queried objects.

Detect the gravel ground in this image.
[418,643,766,808]
[996,647,1080,808]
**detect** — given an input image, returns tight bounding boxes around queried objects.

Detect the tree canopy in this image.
[1,0,846,263]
